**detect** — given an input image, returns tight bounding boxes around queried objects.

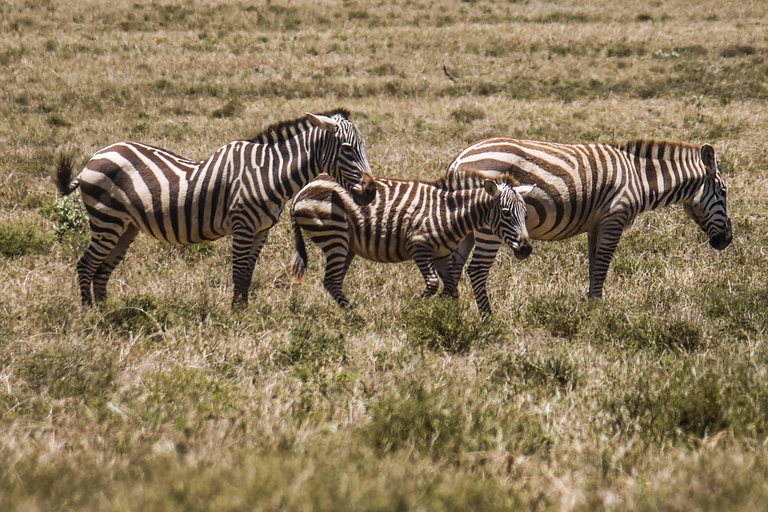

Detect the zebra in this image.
[55,109,377,307]
[440,137,732,302]
[290,170,534,312]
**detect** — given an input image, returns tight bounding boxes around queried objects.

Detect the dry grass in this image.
[2,0,768,509]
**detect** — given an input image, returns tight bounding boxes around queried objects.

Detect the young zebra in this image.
[441,138,732,301]
[290,171,534,313]
[55,109,377,307]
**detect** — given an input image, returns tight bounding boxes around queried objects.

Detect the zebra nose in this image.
[514,238,533,260]
[709,230,732,251]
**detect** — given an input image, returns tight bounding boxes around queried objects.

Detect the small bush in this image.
[491,350,580,392]
[39,193,89,241]
[403,298,506,354]
[525,293,586,339]
[47,113,71,128]
[103,294,170,335]
[0,222,53,258]
[278,320,346,368]
[360,381,492,458]
[450,106,485,124]
[720,45,756,58]
[17,346,116,402]
[602,366,729,443]
[699,282,768,337]
[211,100,242,119]
[635,12,654,22]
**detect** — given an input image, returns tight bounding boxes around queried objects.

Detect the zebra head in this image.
[683,144,732,251]
[484,177,535,260]
[306,111,377,206]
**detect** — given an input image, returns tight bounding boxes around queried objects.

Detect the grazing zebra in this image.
[441,137,732,301]
[55,109,377,307]
[290,171,534,312]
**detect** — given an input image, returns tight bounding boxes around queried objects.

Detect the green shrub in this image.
[39,193,89,241]
[491,350,581,392]
[450,106,485,124]
[525,292,586,339]
[0,222,53,258]
[103,294,170,335]
[17,346,116,403]
[278,320,346,368]
[403,297,506,354]
[360,381,477,458]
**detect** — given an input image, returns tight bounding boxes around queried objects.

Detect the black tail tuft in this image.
[55,154,79,196]
[291,215,308,284]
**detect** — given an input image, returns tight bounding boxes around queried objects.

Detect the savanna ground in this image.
[2,0,768,509]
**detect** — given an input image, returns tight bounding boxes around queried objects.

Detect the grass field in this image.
[2,0,768,509]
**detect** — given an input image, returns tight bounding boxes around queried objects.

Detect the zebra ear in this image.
[306,112,339,133]
[514,184,536,197]
[483,180,499,197]
[701,144,717,174]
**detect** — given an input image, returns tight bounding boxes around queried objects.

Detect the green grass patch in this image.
[0,222,53,258]
[402,297,507,354]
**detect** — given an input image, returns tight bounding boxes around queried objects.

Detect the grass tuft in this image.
[403,297,506,354]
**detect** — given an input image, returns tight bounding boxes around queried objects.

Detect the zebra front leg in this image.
[231,228,269,307]
[466,232,502,315]
[92,224,140,303]
[587,221,625,299]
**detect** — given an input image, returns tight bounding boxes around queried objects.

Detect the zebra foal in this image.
[290,171,534,313]
[443,138,732,300]
[56,109,377,307]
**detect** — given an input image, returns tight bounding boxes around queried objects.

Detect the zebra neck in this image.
[248,128,325,196]
[447,189,492,235]
[627,141,706,212]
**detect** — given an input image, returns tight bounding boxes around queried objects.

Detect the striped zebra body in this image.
[444,137,732,300]
[56,109,377,307]
[290,171,533,312]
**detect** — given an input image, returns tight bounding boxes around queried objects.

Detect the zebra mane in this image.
[618,138,702,156]
[440,168,521,188]
[246,108,352,145]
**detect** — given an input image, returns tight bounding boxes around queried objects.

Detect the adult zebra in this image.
[56,109,377,307]
[290,171,533,311]
[442,138,732,304]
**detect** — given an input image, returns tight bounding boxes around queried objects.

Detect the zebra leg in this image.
[439,233,476,299]
[434,255,455,297]
[587,220,625,298]
[231,228,269,307]
[92,224,140,303]
[322,239,354,309]
[408,242,440,298]
[466,232,502,315]
[77,230,127,307]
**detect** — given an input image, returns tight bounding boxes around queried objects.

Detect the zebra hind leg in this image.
[439,234,476,299]
[321,241,354,309]
[587,221,624,299]
[408,242,441,298]
[92,224,140,304]
[231,227,269,307]
[77,229,128,307]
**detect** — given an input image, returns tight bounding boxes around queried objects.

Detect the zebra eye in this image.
[341,142,353,151]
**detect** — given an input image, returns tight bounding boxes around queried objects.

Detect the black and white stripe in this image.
[56,109,377,307]
[290,171,533,313]
[443,137,732,300]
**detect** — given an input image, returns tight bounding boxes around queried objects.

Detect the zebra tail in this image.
[291,215,308,284]
[55,154,81,196]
